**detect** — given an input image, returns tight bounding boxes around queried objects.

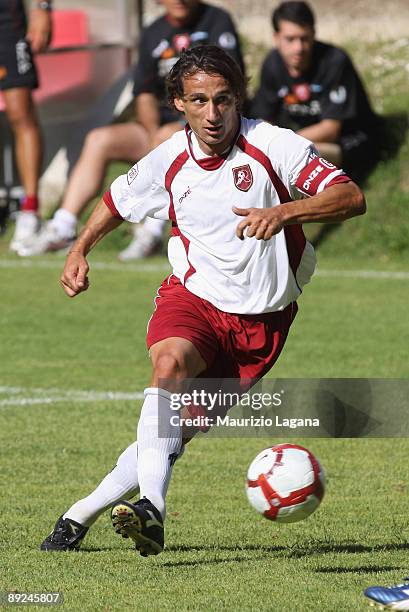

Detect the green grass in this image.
[1,257,409,611]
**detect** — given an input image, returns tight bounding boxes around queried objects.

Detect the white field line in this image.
[0,258,170,273]
[0,386,144,408]
[0,258,408,280]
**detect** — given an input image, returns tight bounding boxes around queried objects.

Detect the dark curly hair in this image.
[272,1,315,32]
[166,45,247,111]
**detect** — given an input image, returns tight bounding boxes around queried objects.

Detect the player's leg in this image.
[118,121,183,261]
[111,337,207,555]
[18,123,150,256]
[5,87,42,250]
[40,442,140,551]
[111,277,218,555]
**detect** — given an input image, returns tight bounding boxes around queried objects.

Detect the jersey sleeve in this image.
[207,11,245,74]
[103,148,170,223]
[250,55,280,122]
[270,130,350,200]
[319,54,360,122]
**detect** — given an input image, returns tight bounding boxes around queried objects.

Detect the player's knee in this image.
[6,106,38,131]
[84,127,114,155]
[152,351,189,382]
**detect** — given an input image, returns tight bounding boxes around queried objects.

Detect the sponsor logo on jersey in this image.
[302,164,325,191]
[127,164,139,185]
[319,157,336,170]
[190,31,208,43]
[278,86,289,98]
[295,157,340,195]
[158,56,179,77]
[308,146,319,161]
[161,47,176,59]
[218,32,236,49]
[233,164,253,192]
[179,186,192,204]
[152,39,169,58]
[310,83,323,93]
[329,85,347,104]
[293,83,311,102]
[173,33,191,53]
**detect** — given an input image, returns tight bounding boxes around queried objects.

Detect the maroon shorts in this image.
[147,275,298,382]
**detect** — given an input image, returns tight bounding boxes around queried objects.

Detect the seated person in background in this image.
[250,1,380,176]
[18,0,244,259]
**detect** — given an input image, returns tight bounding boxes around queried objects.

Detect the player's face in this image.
[160,0,200,24]
[174,71,240,156]
[274,20,314,75]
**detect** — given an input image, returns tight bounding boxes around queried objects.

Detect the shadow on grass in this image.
[78,540,409,562]
[316,565,404,574]
[310,112,408,250]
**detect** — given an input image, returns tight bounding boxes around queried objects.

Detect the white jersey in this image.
[104,117,348,314]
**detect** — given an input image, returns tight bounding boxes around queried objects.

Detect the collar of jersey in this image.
[185,121,241,171]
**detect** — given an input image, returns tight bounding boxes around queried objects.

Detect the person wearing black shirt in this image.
[19,0,244,260]
[1,0,52,251]
[251,1,379,177]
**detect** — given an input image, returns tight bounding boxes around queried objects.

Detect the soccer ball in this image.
[246,443,325,522]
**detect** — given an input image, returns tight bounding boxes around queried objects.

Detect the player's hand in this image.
[60,252,90,298]
[233,206,285,241]
[27,8,52,53]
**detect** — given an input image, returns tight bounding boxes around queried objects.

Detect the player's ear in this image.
[174,97,185,113]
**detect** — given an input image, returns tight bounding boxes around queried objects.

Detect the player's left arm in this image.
[234,181,365,240]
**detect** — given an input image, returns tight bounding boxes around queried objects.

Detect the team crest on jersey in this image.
[233,165,253,192]
[173,33,191,52]
[127,164,138,185]
[293,83,311,102]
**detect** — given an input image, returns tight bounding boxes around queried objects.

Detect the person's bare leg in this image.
[3,87,42,201]
[6,88,43,251]
[16,122,151,256]
[61,122,150,218]
[120,122,183,261]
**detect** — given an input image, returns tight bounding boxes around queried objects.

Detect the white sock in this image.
[64,442,139,527]
[139,217,166,239]
[137,387,182,521]
[51,209,77,239]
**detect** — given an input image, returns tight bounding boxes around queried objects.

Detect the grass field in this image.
[1,253,409,611]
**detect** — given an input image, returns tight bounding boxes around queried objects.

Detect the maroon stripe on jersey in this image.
[236,135,306,284]
[326,175,351,188]
[165,150,196,283]
[295,156,351,196]
[103,189,123,219]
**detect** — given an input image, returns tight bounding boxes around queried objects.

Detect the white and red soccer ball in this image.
[246,443,325,522]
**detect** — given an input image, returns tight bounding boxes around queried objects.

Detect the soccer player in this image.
[1,0,52,251]
[18,0,244,259]
[251,1,380,175]
[41,45,365,555]
[364,579,409,610]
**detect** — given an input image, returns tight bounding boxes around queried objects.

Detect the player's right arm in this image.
[60,199,122,298]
